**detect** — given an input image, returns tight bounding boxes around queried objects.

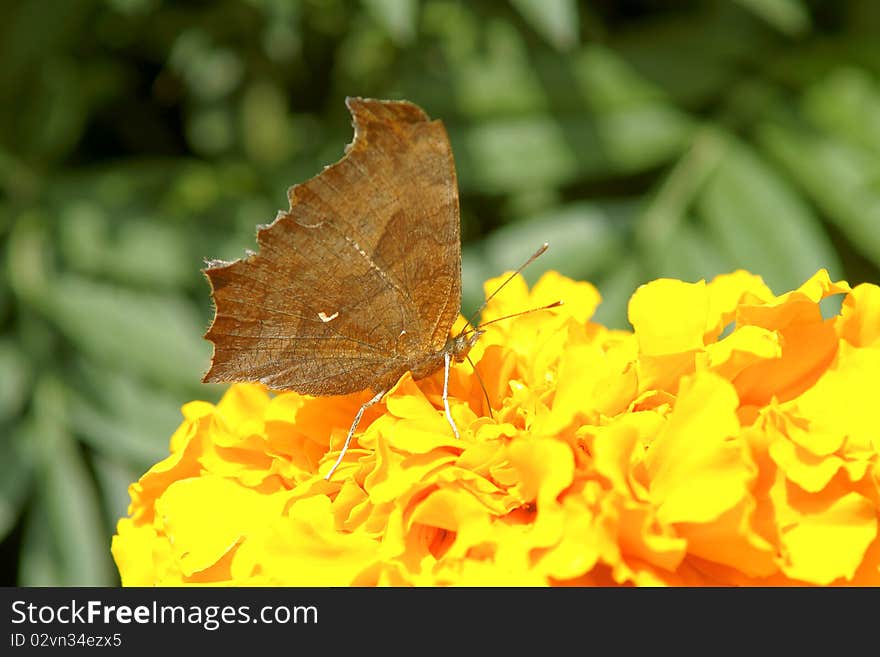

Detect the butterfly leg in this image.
[443,350,460,439]
[324,388,386,480]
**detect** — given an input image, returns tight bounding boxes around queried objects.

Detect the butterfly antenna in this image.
[465,242,549,329]
[466,354,494,419]
[468,300,563,333]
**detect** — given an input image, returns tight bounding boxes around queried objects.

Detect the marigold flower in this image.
[112,270,880,586]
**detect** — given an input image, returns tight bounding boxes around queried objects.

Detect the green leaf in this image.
[463,201,630,320]
[733,0,810,36]
[18,503,61,586]
[454,116,581,193]
[634,127,728,271]
[0,429,31,541]
[66,361,195,467]
[483,201,628,283]
[453,19,549,117]
[698,138,841,293]
[759,122,880,268]
[453,109,690,193]
[40,273,210,390]
[654,221,735,284]
[801,67,880,159]
[23,58,89,162]
[6,210,53,304]
[0,0,94,162]
[509,0,579,51]
[59,201,192,289]
[91,452,142,531]
[168,30,243,102]
[595,105,694,172]
[570,48,695,166]
[186,105,235,156]
[462,244,497,319]
[240,81,296,164]
[611,12,750,107]
[362,0,418,45]
[573,46,669,111]
[22,377,117,586]
[593,259,645,331]
[0,338,30,422]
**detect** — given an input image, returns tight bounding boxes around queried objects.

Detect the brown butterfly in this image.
[202,97,553,479]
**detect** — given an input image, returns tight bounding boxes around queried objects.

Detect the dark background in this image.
[2,0,879,585]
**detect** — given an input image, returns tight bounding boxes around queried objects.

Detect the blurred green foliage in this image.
[1,0,879,585]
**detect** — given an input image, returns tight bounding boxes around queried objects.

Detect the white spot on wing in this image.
[318,311,339,323]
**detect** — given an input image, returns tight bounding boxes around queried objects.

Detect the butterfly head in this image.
[448,328,483,363]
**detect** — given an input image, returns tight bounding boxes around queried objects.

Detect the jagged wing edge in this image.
[200,97,435,383]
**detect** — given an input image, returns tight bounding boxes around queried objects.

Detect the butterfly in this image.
[202,97,553,479]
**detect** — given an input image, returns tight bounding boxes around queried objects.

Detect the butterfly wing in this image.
[202,97,462,396]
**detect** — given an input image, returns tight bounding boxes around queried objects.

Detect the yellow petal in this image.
[507,437,574,507]
[836,283,880,348]
[772,477,877,584]
[591,424,640,497]
[646,373,754,525]
[367,445,458,504]
[214,383,269,440]
[232,496,379,585]
[699,325,781,380]
[129,416,205,523]
[616,500,687,572]
[787,341,880,455]
[385,374,438,419]
[548,343,637,434]
[531,270,601,325]
[535,493,603,581]
[791,269,851,302]
[705,270,774,340]
[629,278,708,355]
[505,437,575,550]
[408,487,489,533]
[768,438,844,493]
[481,272,531,323]
[154,476,290,576]
[111,519,162,586]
